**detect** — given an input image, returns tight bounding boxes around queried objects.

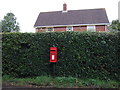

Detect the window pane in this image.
[47,28,53,32]
[87,26,95,32]
[66,26,73,31]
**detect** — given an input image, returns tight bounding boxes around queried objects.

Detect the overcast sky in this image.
[0,0,119,32]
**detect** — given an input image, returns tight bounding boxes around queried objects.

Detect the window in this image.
[39,28,43,32]
[87,26,96,32]
[66,26,73,31]
[46,28,54,32]
[40,28,43,30]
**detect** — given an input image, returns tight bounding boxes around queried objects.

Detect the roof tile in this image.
[34,8,109,27]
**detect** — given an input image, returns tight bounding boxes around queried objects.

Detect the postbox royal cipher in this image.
[50,47,57,62]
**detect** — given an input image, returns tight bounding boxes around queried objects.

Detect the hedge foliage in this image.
[2,32,120,81]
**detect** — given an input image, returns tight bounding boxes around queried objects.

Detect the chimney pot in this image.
[63,3,67,12]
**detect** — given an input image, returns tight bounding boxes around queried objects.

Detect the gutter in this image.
[34,23,110,28]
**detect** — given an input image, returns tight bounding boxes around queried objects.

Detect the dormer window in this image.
[66,26,73,31]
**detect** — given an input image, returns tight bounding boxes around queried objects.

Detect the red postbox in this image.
[50,47,57,62]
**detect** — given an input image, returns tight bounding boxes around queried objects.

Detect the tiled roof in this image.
[34,8,109,27]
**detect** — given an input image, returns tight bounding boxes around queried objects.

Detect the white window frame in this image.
[46,27,54,32]
[87,25,96,32]
[66,26,73,31]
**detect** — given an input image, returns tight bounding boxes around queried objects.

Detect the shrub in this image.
[2,32,120,81]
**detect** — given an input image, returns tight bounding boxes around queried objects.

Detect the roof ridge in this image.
[69,8,106,11]
[40,11,61,14]
[40,8,106,14]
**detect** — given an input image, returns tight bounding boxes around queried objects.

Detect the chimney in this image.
[63,3,67,12]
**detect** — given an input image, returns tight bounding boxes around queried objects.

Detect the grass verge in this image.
[2,75,120,88]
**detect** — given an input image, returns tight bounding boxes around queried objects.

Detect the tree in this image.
[2,12,20,32]
[109,20,120,32]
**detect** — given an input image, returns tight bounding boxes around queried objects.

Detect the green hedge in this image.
[2,32,120,81]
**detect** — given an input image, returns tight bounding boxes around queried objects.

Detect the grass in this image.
[2,75,120,88]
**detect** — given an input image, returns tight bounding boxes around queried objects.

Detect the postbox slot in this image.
[51,50,56,51]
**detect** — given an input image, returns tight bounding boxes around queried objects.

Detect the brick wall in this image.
[36,28,46,32]
[73,26,87,31]
[36,25,108,32]
[54,27,66,32]
[96,25,106,32]
[54,26,87,32]
[36,28,41,32]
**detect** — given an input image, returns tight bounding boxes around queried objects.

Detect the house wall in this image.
[96,25,107,32]
[73,26,87,31]
[36,28,41,32]
[36,25,108,32]
[73,25,108,32]
[54,27,66,32]
[36,28,46,32]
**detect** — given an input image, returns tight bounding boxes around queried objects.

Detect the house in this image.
[34,3,109,32]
